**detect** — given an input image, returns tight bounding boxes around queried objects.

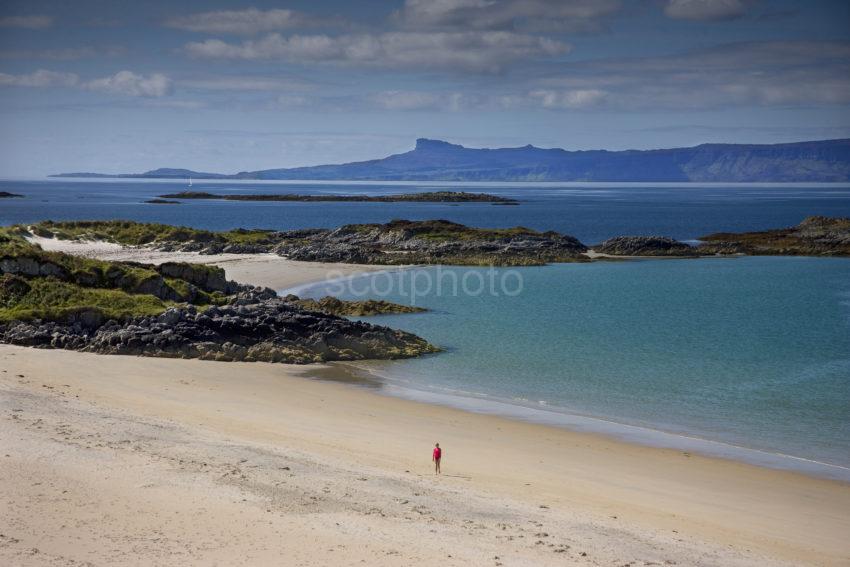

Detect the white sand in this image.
[3,347,849,566]
[28,235,381,292]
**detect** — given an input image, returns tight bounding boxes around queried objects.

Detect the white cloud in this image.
[85,71,172,97]
[372,90,446,110]
[0,46,125,60]
[379,91,441,110]
[185,31,569,73]
[0,69,172,98]
[396,0,622,32]
[0,69,78,87]
[369,89,605,112]
[0,15,53,29]
[180,75,313,92]
[165,8,323,35]
[664,0,748,22]
[537,41,850,108]
[529,89,607,108]
[275,94,310,108]
[144,99,207,109]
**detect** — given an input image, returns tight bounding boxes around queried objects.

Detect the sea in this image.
[3,178,850,480]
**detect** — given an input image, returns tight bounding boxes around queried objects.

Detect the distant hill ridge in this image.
[52,137,850,182]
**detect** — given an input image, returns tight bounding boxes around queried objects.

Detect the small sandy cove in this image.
[1,238,848,566]
[28,235,377,292]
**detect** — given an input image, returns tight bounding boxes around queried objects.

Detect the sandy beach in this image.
[28,235,381,292]
[2,239,849,566]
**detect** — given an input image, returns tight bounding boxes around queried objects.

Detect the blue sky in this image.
[1,0,849,177]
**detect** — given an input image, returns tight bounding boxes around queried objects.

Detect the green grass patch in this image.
[0,276,168,323]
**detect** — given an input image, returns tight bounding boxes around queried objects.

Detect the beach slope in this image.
[2,346,848,566]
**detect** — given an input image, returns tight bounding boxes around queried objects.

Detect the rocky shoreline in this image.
[24,217,850,266]
[4,215,849,366]
[697,216,850,256]
[14,216,850,271]
[0,287,436,364]
[29,219,590,266]
[286,295,427,316]
[1,228,437,363]
[593,236,699,257]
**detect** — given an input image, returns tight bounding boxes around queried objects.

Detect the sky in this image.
[0,0,849,177]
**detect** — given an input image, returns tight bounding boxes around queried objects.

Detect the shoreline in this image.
[2,240,850,564]
[25,236,850,480]
[330,360,850,482]
[27,235,387,292]
[2,345,848,565]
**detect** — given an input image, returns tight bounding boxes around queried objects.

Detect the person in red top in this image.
[432,442,442,474]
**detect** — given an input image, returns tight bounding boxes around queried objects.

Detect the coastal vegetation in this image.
[0,274,169,323]
[158,190,518,204]
[0,227,229,322]
[698,216,850,256]
[28,219,590,265]
[0,228,437,362]
[30,220,277,249]
[14,215,850,282]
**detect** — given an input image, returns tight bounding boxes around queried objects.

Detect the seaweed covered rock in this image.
[285,295,427,316]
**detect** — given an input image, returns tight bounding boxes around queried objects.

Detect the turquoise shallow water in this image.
[300,257,850,479]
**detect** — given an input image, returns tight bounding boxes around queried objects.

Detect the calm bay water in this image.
[3,178,850,478]
[302,258,850,479]
[3,178,850,242]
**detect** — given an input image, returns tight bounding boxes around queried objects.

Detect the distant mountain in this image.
[52,138,850,182]
[53,167,228,180]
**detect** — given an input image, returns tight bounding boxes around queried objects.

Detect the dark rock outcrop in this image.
[274,220,588,266]
[156,262,232,293]
[0,191,23,198]
[594,236,697,256]
[0,255,69,278]
[0,289,438,364]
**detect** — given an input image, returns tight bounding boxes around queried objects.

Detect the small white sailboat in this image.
[188,177,193,187]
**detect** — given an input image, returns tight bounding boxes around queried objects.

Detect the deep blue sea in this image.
[3,178,850,479]
[4,178,850,242]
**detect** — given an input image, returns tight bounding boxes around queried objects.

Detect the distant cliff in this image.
[52,138,850,182]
